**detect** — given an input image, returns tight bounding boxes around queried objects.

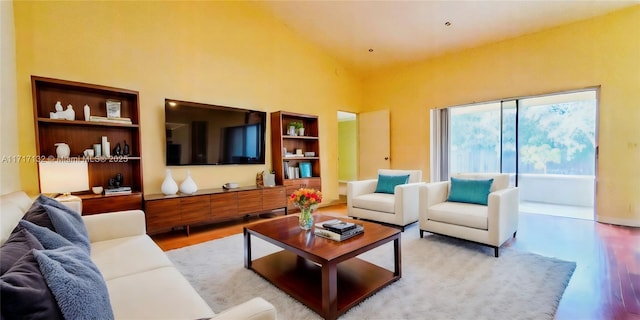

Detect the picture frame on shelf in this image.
[106,99,121,118]
[300,162,312,178]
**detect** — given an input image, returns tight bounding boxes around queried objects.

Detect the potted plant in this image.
[291,121,305,136]
[288,121,304,136]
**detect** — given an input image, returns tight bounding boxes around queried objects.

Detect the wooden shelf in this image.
[283,156,319,160]
[271,111,321,211]
[32,76,143,215]
[41,156,141,161]
[282,135,319,140]
[37,118,139,128]
[250,250,397,317]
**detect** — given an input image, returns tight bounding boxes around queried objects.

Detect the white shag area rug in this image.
[166,224,575,320]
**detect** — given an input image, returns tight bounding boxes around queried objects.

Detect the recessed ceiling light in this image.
[445,21,452,27]
[368,48,374,52]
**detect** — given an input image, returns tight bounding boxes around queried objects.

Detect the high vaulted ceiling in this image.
[257,1,639,74]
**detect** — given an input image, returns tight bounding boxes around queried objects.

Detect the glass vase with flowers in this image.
[289,188,322,230]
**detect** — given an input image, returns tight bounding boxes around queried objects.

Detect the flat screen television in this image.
[164,99,266,165]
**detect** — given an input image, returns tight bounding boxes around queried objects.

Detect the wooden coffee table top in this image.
[245,214,400,262]
[244,213,401,320]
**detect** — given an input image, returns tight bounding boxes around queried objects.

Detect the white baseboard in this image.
[596,215,640,227]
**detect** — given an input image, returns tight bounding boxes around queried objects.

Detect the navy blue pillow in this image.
[375,174,410,194]
[22,202,55,231]
[0,228,44,275]
[447,178,494,205]
[0,250,64,320]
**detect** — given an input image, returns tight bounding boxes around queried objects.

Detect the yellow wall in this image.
[11,1,640,225]
[338,119,357,181]
[1,0,21,195]
[13,1,362,204]
[363,6,640,226]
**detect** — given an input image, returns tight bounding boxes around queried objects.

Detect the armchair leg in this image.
[513,231,517,238]
[420,230,424,238]
[494,247,499,258]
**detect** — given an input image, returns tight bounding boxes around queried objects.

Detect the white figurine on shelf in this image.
[49,101,64,119]
[63,104,75,120]
[49,102,75,120]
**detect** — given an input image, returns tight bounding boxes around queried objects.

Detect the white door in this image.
[358,110,390,179]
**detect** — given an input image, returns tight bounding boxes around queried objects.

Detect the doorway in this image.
[434,89,598,220]
[337,111,357,199]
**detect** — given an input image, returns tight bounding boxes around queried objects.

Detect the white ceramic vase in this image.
[161,169,179,195]
[288,126,297,136]
[55,143,70,158]
[64,105,75,120]
[179,169,198,194]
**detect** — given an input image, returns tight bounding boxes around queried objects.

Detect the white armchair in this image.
[418,173,519,257]
[347,169,423,231]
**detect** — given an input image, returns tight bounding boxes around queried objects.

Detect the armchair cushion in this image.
[428,202,488,230]
[447,177,493,205]
[375,174,410,194]
[351,193,395,214]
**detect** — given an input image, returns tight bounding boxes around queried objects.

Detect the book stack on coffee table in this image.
[314,219,364,241]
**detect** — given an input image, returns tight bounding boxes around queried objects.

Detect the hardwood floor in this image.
[152,204,640,320]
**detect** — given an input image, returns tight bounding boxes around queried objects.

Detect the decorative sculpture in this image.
[123,140,130,156]
[49,102,63,119]
[161,169,178,195]
[54,143,70,158]
[179,169,198,194]
[113,142,122,156]
[49,102,75,120]
[84,104,90,121]
[108,173,124,188]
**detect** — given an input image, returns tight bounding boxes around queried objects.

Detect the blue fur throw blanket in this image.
[33,246,113,320]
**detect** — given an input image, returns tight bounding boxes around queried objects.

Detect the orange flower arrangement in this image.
[288,188,323,209]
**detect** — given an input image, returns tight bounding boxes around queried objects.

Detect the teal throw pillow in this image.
[375,174,410,194]
[447,177,494,205]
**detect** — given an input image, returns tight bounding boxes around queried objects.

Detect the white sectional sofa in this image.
[1,191,276,320]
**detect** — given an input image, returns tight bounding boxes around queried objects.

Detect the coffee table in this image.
[244,214,401,320]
